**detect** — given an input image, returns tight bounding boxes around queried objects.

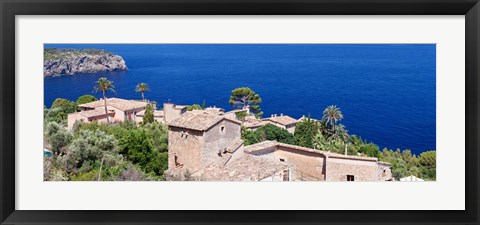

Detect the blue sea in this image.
[44,44,436,155]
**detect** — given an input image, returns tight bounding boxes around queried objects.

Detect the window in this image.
[174,154,179,166]
[174,153,183,167]
[220,126,225,132]
[279,158,285,162]
[283,169,289,181]
[347,175,355,181]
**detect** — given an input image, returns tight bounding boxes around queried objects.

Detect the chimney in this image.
[344,143,348,155]
[280,113,283,116]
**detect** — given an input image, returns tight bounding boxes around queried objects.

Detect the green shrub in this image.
[44,121,73,154]
[76,94,98,105]
[242,124,296,146]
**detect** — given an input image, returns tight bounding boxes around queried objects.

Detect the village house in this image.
[67,98,187,130]
[243,118,269,131]
[242,141,392,181]
[68,98,150,130]
[166,109,393,182]
[67,108,116,130]
[167,110,243,171]
[262,114,298,133]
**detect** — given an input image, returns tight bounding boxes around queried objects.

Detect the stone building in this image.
[165,107,392,182]
[68,98,187,129]
[67,108,115,130]
[167,110,242,171]
[243,119,268,131]
[135,102,186,124]
[242,141,392,181]
[163,103,187,123]
[262,114,298,133]
[68,98,149,130]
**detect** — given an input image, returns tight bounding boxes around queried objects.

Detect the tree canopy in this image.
[322,105,343,130]
[242,124,296,146]
[135,82,150,101]
[229,87,263,118]
[51,98,77,114]
[94,77,115,124]
[76,94,98,105]
[94,77,115,94]
[294,116,318,148]
[142,104,155,124]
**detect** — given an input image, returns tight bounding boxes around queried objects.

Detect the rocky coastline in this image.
[44,48,128,77]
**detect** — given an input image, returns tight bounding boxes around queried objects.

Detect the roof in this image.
[137,109,164,117]
[77,108,115,118]
[225,109,248,114]
[242,141,379,162]
[205,107,225,115]
[225,139,244,153]
[168,110,241,131]
[263,115,298,126]
[78,98,148,111]
[242,140,279,153]
[243,120,268,129]
[378,161,392,166]
[191,154,288,181]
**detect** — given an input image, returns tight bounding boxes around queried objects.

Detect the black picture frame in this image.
[1,0,479,224]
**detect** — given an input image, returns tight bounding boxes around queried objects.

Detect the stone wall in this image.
[377,163,393,181]
[67,113,87,130]
[274,146,325,180]
[168,126,204,171]
[202,119,241,166]
[164,103,185,123]
[325,157,378,181]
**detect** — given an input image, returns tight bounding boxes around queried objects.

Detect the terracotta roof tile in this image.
[243,119,268,128]
[225,139,244,153]
[205,107,225,115]
[78,108,115,118]
[263,115,298,126]
[78,98,148,111]
[192,154,288,181]
[168,111,240,131]
[242,141,378,162]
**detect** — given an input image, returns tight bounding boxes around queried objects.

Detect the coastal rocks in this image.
[44,50,128,77]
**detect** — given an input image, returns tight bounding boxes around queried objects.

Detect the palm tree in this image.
[94,77,115,124]
[135,83,150,101]
[322,105,344,131]
[329,124,349,143]
[313,132,328,150]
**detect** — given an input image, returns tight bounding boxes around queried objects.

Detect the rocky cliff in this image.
[44,48,128,77]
